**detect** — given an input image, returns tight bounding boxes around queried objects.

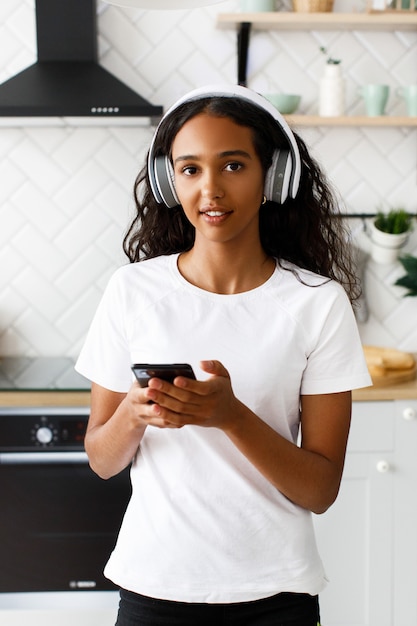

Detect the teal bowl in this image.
[264,93,301,114]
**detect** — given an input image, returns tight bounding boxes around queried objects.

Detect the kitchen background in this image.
[1,0,416,358]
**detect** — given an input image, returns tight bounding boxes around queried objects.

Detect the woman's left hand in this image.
[143,360,244,430]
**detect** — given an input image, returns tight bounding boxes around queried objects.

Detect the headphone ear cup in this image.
[264,149,293,205]
[152,155,180,208]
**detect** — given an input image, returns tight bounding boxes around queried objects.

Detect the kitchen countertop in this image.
[0,390,91,407]
[0,357,91,406]
[1,378,417,407]
[352,377,417,402]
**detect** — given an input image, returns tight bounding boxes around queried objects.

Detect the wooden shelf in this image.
[217,11,417,115]
[284,115,417,126]
[217,12,417,31]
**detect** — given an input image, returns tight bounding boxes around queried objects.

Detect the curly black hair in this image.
[123,96,359,302]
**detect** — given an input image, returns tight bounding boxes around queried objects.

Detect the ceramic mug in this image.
[241,0,275,10]
[396,84,417,116]
[264,93,301,114]
[358,84,389,116]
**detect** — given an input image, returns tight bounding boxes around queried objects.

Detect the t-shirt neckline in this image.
[168,253,280,300]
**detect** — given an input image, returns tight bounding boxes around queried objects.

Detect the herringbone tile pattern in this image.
[0,0,416,355]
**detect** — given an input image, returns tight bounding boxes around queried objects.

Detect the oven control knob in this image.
[36,426,53,445]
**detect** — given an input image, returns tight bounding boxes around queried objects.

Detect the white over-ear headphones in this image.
[148,84,302,208]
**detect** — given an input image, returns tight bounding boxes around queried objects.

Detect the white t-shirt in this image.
[76,253,371,603]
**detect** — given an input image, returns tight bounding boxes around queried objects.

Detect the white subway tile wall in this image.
[0,0,416,356]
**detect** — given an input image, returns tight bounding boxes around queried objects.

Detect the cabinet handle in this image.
[376,460,390,473]
[403,407,416,421]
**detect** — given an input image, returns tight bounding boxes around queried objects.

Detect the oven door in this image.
[0,451,131,594]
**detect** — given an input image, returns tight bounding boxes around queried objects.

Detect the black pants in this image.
[116,589,321,626]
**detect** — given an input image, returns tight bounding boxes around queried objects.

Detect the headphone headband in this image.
[148,84,302,207]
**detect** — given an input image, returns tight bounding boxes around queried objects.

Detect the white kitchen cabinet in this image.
[313,399,417,626]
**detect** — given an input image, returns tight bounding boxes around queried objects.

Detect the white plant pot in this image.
[369,222,409,264]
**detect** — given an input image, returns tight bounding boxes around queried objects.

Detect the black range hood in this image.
[0,0,163,118]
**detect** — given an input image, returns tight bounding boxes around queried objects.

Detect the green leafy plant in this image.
[374,208,413,235]
[319,46,341,65]
[395,254,417,297]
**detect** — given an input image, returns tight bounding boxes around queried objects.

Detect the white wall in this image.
[0,0,416,356]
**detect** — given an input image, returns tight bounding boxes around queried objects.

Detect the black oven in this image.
[0,406,131,597]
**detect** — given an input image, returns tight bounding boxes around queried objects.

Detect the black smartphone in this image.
[131,363,196,388]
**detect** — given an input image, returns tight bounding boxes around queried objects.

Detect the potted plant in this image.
[319,46,341,65]
[373,208,412,235]
[369,207,413,264]
[395,254,417,297]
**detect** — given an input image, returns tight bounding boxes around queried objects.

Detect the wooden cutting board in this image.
[363,345,417,387]
[369,363,417,387]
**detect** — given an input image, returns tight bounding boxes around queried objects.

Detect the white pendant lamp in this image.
[104,0,226,8]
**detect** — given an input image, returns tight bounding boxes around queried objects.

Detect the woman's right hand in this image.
[84,382,149,480]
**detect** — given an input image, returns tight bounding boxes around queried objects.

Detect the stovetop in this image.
[0,357,90,391]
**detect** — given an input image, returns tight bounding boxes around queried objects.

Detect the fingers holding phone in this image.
[130,361,241,431]
[131,364,198,427]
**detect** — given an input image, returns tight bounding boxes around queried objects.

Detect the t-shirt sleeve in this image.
[75,269,134,393]
[300,287,372,395]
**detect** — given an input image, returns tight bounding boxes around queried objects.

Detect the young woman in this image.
[76,85,371,626]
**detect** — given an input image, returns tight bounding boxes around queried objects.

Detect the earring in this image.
[262,195,267,205]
